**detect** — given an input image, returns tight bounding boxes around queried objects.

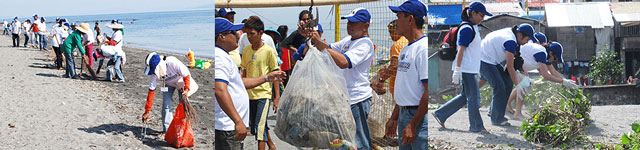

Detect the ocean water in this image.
[33,9,215,58]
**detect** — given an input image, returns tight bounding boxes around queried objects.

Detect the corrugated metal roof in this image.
[485,2,526,17]
[545,2,614,28]
[611,2,640,22]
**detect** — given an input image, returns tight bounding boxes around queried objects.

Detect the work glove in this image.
[515,72,532,100]
[563,79,579,89]
[452,67,462,84]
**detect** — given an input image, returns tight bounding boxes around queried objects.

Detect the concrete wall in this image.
[583,84,640,105]
[547,27,597,61]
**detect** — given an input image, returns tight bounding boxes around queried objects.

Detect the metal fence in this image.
[337,1,428,149]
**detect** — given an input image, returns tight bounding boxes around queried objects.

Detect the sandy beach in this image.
[0,34,639,149]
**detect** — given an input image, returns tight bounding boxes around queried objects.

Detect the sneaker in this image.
[431,112,445,128]
[493,121,511,126]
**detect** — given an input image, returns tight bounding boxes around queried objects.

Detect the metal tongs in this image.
[303,0,320,43]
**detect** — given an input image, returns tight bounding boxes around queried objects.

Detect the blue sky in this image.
[0,0,212,19]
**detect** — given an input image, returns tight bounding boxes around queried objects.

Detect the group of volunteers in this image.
[213,0,429,149]
[4,14,127,82]
[430,1,579,136]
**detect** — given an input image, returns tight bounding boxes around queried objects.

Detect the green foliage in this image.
[589,120,640,150]
[519,86,591,146]
[587,50,624,85]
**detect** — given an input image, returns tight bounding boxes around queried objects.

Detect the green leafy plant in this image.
[587,50,624,85]
[520,86,591,146]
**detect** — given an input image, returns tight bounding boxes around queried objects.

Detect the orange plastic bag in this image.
[165,102,195,148]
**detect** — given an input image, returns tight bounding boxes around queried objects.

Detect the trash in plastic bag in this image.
[367,91,399,147]
[275,42,356,149]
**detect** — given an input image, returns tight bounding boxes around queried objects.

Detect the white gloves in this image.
[563,79,579,89]
[452,67,462,84]
[515,72,533,100]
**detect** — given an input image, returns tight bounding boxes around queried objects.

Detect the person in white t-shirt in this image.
[432,1,492,134]
[478,23,535,126]
[141,51,199,138]
[214,18,286,149]
[82,24,96,67]
[385,1,429,149]
[10,17,21,47]
[506,41,578,120]
[38,17,48,50]
[51,19,68,70]
[300,8,374,150]
[22,19,31,47]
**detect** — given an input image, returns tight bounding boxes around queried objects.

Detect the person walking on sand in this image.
[300,7,375,150]
[383,1,430,149]
[37,17,48,50]
[240,17,280,150]
[11,17,21,47]
[22,19,32,47]
[214,18,287,150]
[51,19,69,70]
[29,15,39,49]
[61,22,89,79]
[432,2,492,134]
[141,52,199,139]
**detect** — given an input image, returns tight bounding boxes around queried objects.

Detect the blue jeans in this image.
[479,61,512,125]
[434,73,486,132]
[105,56,125,82]
[23,33,29,47]
[161,86,182,132]
[398,107,429,150]
[351,97,372,150]
[64,52,77,78]
[39,33,47,50]
[31,32,38,46]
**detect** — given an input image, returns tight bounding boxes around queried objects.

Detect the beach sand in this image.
[0,34,638,149]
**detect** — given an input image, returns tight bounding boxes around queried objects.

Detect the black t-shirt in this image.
[280,30,306,49]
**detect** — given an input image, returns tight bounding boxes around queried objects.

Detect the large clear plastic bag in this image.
[275,42,356,149]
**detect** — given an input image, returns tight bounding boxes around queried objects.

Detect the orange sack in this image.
[165,102,194,148]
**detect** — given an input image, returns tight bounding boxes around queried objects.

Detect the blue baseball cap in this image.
[215,18,243,35]
[341,8,371,23]
[469,2,493,16]
[517,23,535,41]
[218,8,236,16]
[533,32,547,43]
[547,42,564,63]
[41,17,45,21]
[389,0,427,19]
[144,53,161,75]
[33,14,38,17]
[14,16,18,20]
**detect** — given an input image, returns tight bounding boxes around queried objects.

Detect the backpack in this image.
[438,22,475,61]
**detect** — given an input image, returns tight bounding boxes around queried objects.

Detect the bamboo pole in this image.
[335,5,341,42]
[215,0,379,8]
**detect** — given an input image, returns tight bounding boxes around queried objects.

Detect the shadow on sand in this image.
[78,123,169,148]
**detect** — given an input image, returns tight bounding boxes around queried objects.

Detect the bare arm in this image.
[537,63,564,83]
[505,52,519,85]
[241,70,287,89]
